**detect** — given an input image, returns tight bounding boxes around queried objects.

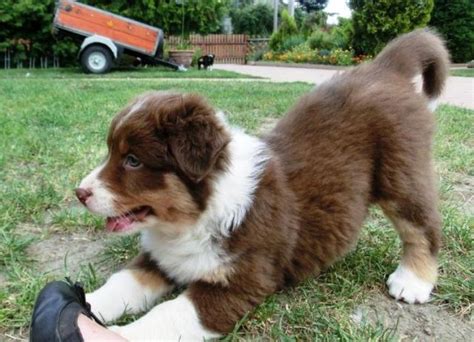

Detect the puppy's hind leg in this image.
[379,178,441,304]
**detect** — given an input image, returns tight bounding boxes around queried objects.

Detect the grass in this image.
[0,66,260,80]
[450,68,474,77]
[0,67,472,340]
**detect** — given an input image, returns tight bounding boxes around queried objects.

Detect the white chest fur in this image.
[140,126,269,285]
[141,226,231,285]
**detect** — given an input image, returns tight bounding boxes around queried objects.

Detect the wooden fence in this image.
[167,34,248,64]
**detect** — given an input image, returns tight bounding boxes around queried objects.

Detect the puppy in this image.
[76,29,448,340]
[197,54,215,70]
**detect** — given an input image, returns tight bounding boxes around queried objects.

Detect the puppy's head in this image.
[76,92,230,234]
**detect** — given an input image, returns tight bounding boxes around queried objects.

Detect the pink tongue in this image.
[106,216,134,232]
[105,207,151,232]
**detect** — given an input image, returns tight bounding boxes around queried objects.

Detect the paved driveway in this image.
[215,64,474,109]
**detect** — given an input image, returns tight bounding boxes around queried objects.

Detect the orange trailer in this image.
[53,0,181,73]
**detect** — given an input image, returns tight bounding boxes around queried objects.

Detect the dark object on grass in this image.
[30,279,104,342]
[198,54,215,70]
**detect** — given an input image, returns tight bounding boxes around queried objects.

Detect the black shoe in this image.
[30,278,105,342]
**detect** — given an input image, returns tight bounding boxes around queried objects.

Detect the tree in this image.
[429,0,474,63]
[299,10,329,36]
[349,0,434,55]
[269,9,299,51]
[0,0,231,66]
[85,0,230,36]
[0,0,78,63]
[299,0,328,12]
[229,4,273,35]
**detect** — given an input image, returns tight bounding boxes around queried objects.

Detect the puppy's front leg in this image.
[109,292,221,341]
[86,253,173,323]
[109,277,270,340]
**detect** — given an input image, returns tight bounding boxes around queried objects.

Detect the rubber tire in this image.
[80,45,113,74]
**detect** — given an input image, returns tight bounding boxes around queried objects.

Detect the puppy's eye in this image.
[124,154,141,169]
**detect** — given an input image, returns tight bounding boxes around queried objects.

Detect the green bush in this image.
[329,49,353,65]
[263,43,356,66]
[307,30,335,50]
[330,17,353,50]
[85,0,229,36]
[269,10,299,52]
[429,0,474,63]
[300,11,329,36]
[306,18,353,52]
[280,35,307,52]
[299,0,329,12]
[349,0,434,55]
[0,0,79,65]
[230,4,273,36]
[191,48,203,67]
[247,47,269,62]
[0,0,230,66]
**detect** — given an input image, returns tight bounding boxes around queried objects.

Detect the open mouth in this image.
[106,206,152,233]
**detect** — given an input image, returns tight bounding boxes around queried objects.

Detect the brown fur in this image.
[94,29,447,334]
[193,29,447,333]
[98,93,230,225]
[128,252,175,286]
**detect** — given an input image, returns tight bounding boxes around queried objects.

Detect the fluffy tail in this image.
[373,29,450,100]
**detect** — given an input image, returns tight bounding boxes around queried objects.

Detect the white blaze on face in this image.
[114,96,148,132]
[78,162,117,217]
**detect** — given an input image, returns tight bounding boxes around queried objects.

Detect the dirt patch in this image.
[452,174,474,216]
[26,230,109,276]
[352,294,474,341]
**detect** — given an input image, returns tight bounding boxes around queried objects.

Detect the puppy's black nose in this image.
[75,188,92,205]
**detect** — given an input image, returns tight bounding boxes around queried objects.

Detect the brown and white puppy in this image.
[76,29,448,340]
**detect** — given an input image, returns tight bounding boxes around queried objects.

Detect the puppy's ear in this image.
[158,94,230,183]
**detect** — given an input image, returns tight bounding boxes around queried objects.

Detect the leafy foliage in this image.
[0,0,77,61]
[269,10,299,52]
[429,0,474,63]
[229,4,273,36]
[330,17,353,50]
[264,44,356,66]
[299,0,329,12]
[0,0,230,65]
[280,35,306,52]
[349,0,434,55]
[85,0,230,36]
[299,10,329,36]
[307,30,335,50]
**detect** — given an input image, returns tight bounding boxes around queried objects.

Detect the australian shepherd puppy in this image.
[76,30,449,340]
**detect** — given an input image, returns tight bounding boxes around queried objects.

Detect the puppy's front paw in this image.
[387,265,434,304]
[86,291,124,323]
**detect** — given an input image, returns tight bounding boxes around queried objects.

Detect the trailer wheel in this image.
[80,45,113,74]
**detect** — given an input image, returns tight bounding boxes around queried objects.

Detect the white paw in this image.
[86,291,123,323]
[387,265,434,304]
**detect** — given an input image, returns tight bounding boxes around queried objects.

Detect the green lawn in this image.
[450,68,474,77]
[0,68,472,340]
[0,66,259,80]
